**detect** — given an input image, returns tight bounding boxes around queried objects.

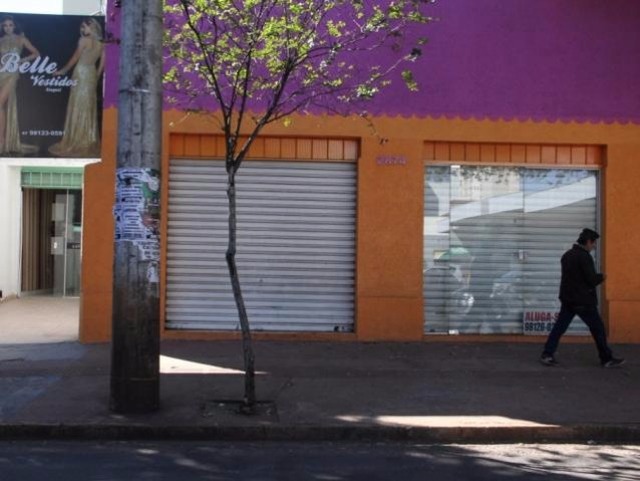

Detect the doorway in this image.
[21,188,82,297]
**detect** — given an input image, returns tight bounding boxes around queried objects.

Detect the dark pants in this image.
[543,304,612,364]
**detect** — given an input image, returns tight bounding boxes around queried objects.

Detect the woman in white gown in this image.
[49,18,105,158]
[0,15,39,155]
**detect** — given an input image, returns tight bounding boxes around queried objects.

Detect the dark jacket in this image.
[559,244,604,307]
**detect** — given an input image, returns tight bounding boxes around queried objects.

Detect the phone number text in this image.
[25,130,63,136]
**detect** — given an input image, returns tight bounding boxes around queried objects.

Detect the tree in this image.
[164,0,434,413]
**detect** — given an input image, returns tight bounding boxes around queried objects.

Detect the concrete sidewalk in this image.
[0,296,79,344]
[0,339,638,443]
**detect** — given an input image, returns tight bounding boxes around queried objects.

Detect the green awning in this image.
[21,167,84,189]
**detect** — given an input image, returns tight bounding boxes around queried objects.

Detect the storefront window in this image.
[424,166,598,335]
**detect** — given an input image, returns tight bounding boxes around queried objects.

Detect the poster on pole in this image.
[0,13,104,158]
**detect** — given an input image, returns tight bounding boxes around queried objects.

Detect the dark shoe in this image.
[602,357,626,368]
[540,354,559,367]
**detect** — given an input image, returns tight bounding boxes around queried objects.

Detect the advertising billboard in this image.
[0,13,104,158]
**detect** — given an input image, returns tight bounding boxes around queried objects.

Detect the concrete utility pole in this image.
[110,0,163,413]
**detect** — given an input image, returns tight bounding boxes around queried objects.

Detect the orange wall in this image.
[80,109,117,342]
[356,138,425,340]
[80,109,640,343]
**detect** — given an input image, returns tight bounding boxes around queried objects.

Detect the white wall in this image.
[0,165,22,299]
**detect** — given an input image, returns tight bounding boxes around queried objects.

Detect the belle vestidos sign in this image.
[0,13,104,158]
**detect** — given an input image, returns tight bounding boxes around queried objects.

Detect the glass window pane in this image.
[523,169,598,335]
[452,166,524,333]
[424,166,598,336]
[424,166,454,333]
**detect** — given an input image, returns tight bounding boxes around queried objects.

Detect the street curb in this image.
[1,424,639,443]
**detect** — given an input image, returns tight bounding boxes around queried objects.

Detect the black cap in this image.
[577,228,600,245]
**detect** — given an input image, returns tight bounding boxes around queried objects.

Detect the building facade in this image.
[79,0,640,343]
[0,7,105,306]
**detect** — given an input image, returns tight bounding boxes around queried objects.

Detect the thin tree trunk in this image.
[225,170,256,413]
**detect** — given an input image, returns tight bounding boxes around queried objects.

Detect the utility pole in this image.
[110,0,163,413]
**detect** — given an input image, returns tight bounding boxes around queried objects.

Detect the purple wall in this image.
[104,0,640,123]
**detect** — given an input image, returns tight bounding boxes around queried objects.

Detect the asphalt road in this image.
[0,442,638,480]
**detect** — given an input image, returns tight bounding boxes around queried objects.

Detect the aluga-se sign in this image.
[523,310,558,335]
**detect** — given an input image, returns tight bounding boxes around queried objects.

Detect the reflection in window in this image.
[424,166,598,335]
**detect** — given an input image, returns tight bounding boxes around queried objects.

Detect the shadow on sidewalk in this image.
[157,341,639,429]
[1,338,638,440]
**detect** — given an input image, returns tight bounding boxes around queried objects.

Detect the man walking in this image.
[540,228,625,368]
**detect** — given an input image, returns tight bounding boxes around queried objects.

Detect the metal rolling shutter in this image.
[166,159,356,332]
[424,166,597,335]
